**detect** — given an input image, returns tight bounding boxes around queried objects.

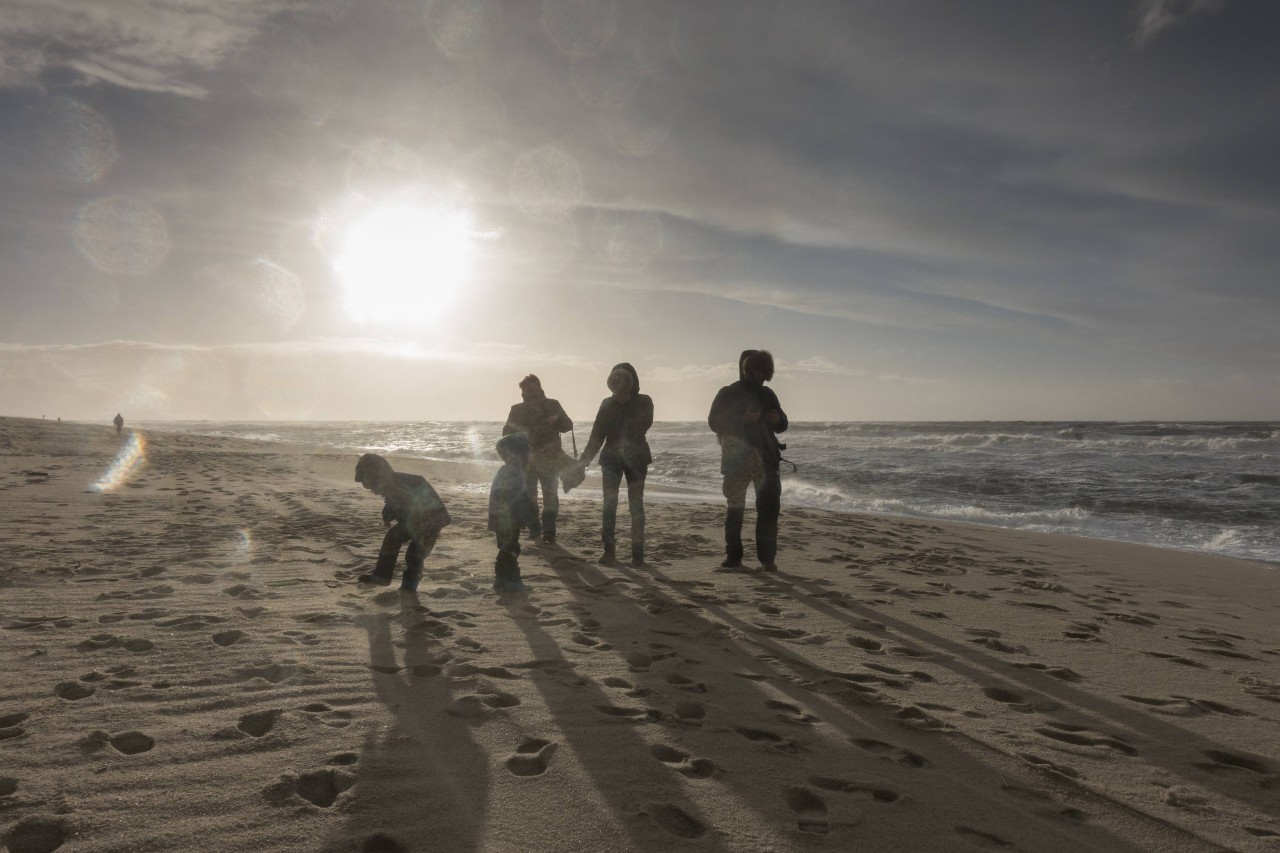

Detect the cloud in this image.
[0,0,308,95]
[1131,0,1226,47]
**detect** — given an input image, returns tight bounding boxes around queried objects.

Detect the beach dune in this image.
[1,416,1277,852]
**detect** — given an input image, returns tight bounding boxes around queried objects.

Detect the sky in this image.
[1,0,1278,422]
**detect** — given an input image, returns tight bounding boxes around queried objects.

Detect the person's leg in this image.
[362,523,410,585]
[754,468,782,569]
[523,466,542,537]
[538,467,559,540]
[626,464,647,565]
[600,460,622,562]
[722,471,750,566]
[401,529,438,591]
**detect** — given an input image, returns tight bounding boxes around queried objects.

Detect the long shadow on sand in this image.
[515,543,1174,852]
[322,592,489,853]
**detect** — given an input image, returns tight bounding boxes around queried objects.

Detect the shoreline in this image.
[3,414,1280,851]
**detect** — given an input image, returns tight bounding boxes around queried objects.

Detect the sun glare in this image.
[334,203,476,324]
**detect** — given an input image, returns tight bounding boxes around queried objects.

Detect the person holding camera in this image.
[708,350,789,572]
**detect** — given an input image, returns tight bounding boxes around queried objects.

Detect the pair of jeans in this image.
[722,466,781,564]
[523,462,560,535]
[601,459,646,556]
[372,523,439,585]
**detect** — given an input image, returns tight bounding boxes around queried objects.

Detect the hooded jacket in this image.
[707,350,788,475]
[579,362,654,469]
[489,434,537,532]
[354,453,452,540]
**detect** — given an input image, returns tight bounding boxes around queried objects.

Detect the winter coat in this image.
[503,391,572,466]
[381,472,452,540]
[707,350,788,476]
[579,363,654,470]
[488,463,537,533]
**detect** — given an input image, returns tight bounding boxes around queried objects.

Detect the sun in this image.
[334,202,476,324]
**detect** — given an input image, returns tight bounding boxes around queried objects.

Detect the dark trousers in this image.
[723,467,781,564]
[495,522,522,575]
[601,460,646,556]
[524,464,560,535]
[373,524,438,584]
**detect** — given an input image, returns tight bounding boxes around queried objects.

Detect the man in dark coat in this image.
[707,350,788,571]
[502,374,573,543]
[578,362,654,566]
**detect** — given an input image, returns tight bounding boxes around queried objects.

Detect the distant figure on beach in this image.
[502,374,573,543]
[708,350,789,571]
[577,363,653,566]
[354,453,451,592]
[490,433,538,593]
[114,413,124,435]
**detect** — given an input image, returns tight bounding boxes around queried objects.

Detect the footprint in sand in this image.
[638,803,707,839]
[212,630,249,647]
[505,737,558,776]
[809,775,900,802]
[785,787,831,834]
[447,692,522,719]
[736,726,801,754]
[2,815,71,853]
[263,768,357,808]
[766,700,819,725]
[108,731,155,755]
[850,738,928,768]
[665,673,706,693]
[1013,662,1083,682]
[649,743,719,778]
[282,630,321,646]
[237,709,281,737]
[1034,722,1137,757]
[55,680,95,701]
[0,712,29,741]
[297,703,353,728]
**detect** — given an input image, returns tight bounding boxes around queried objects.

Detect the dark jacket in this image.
[708,350,788,476]
[579,363,654,469]
[381,472,452,540]
[503,391,572,464]
[489,434,538,533]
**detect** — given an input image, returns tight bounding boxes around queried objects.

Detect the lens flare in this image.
[90,431,147,493]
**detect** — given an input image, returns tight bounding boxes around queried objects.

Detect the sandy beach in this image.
[2,416,1278,853]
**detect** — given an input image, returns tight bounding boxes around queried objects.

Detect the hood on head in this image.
[739,349,774,382]
[609,362,640,394]
[355,452,394,486]
[497,432,531,463]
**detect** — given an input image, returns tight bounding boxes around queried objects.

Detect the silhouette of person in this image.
[502,375,572,543]
[113,413,124,435]
[708,350,789,571]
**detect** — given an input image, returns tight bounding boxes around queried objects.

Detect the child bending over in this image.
[355,453,451,592]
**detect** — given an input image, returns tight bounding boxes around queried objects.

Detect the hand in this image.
[763,410,781,426]
[383,519,392,529]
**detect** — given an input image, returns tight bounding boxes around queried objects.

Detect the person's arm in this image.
[767,389,788,434]
[554,401,573,433]
[578,400,610,466]
[502,405,521,437]
[635,395,654,436]
[708,386,736,435]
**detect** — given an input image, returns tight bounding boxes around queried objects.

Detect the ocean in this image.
[144,420,1280,565]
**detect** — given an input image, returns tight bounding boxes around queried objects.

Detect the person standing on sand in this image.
[502,374,573,543]
[354,453,452,592]
[708,350,789,572]
[490,433,539,592]
[577,363,653,567]
[113,413,124,435]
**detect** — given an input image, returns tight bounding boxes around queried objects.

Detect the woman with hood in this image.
[577,363,654,566]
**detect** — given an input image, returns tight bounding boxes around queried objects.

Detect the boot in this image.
[400,564,422,592]
[358,572,392,586]
[598,548,616,566]
[630,547,644,567]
